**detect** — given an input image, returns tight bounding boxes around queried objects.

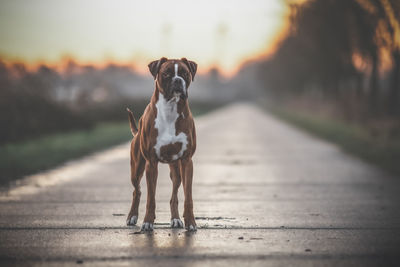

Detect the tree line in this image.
[0,61,148,144]
[259,0,400,118]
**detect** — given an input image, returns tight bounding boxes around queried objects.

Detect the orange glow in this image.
[0,0,299,78]
[381,0,400,50]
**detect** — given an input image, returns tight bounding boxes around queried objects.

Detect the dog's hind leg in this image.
[126,140,145,226]
[169,162,183,228]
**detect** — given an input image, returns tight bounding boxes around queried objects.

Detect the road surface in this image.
[1,103,400,266]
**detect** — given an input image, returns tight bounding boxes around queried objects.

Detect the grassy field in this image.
[266,106,400,177]
[0,103,219,186]
[0,121,132,185]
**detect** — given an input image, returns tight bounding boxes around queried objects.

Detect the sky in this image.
[0,0,289,76]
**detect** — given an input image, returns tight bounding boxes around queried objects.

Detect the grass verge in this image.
[0,121,132,185]
[266,106,400,177]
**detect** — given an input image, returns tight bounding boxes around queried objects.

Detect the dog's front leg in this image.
[142,160,158,231]
[169,162,183,228]
[181,158,196,231]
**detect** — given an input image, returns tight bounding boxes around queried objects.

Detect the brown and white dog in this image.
[126,57,198,231]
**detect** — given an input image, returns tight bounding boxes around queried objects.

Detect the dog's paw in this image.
[141,222,154,231]
[184,217,197,231]
[126,216,138,226]
[186,224,197,231]
[171,218,184,228]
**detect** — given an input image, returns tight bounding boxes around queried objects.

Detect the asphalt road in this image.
[1,103,400,266]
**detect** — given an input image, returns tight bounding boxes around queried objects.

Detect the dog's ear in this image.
[148,57,168,80]
[181,58,197,81]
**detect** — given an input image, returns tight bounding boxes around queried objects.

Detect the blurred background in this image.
[0,0,399,184]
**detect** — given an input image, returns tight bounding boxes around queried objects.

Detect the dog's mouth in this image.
[169,90,187,102]
[171,92,180,102]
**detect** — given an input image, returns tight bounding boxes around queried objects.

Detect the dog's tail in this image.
[126,108,138,136]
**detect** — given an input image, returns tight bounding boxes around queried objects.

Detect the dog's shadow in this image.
[129,229,195,254]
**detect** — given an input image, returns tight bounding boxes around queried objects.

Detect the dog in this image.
[126,57,198,231]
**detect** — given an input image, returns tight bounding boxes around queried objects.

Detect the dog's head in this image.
[148,57,197,101]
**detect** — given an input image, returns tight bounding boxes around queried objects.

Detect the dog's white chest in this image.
[154,94,188,161]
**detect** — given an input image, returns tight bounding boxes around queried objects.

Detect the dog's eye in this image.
[162,73,170,79]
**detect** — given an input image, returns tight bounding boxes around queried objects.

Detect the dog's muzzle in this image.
[171,79,187,100]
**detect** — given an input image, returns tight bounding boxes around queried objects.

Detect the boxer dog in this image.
[126,57,198,231]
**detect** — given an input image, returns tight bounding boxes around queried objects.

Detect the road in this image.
[1,103,400,266]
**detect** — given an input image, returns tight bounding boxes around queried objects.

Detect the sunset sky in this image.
[0,0,291,76]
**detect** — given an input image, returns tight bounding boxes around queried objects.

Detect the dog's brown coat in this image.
[126,58,197,230]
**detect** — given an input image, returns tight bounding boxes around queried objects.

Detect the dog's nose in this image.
[172,78,184,87]
[172,79,185,92]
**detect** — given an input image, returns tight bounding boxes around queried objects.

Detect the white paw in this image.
[141,222,154,231]
[126,216,138,226]
[186,224,197,231]
[171,218,184,228]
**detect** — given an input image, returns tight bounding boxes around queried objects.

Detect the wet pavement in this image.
[1,103,400,266]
